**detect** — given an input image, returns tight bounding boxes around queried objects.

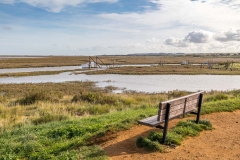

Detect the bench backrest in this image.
[157,91,204,122]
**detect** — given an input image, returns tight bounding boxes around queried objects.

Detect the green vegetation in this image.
[0,82,240,159]
[136,120,213,151]
[0,108,156,159]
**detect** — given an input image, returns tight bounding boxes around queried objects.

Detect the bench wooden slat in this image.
[158,98,199,121]
[159,98,199,116]
[138,115,163,127]
[159,92,203,110]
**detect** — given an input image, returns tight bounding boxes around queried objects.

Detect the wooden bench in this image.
[138,91,204,143]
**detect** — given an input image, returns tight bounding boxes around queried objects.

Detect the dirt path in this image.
[100,110,240,160]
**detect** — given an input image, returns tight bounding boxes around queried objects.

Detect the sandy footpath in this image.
[100,110,240,160]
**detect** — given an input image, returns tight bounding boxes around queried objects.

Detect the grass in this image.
[1,55,240,69]
[136,119,213,151]
[0,82,240,159]
[0,56,89,69]
[0,108,156,159]
[86,64,240,75]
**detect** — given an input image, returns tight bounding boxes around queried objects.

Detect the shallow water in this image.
[0,66,81,73]
[0,72,240,93]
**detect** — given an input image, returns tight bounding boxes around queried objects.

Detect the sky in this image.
[0,0,240,55]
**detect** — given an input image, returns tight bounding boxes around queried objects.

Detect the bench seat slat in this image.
[138,115,164,127]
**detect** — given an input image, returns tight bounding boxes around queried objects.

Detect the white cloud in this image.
[1,0,118,12]
[147,38,160,43]
[163,29,240,53]
[164,30,211,48]
[165,37,188,47]
[214,29,240,42]
[184,31,211,43]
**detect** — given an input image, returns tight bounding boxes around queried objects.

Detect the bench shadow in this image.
[102,128,159,157]
[102,118,193,158]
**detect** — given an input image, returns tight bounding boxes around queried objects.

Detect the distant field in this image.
[1,55,240,69]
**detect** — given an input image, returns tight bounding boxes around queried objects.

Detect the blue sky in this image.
[0,0,240,55]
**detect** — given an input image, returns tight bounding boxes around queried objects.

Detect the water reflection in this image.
[0,72,240,93]
[0,66,81,73]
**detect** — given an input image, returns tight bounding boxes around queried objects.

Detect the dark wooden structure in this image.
[88,56,106,68]
[138,91,204,143]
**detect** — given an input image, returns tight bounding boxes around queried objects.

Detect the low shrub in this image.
[147,131,182,145]
[167,90,189,99]
[16,91,51,105]
[136,137,163,151]
[87,105,110,115]
[32,114,68,125]
[72,91,118,105]
[205,93,228,102]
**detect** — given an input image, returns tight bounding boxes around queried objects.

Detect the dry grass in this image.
[87,64,240,75]
[0,56,89,69]
[1,55,240,69]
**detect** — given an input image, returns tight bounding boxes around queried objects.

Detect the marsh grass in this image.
[0,56,89,69]
[0,82,240,159]
[1,55,240,69]
[0,82,166,131]
[136,120,213,151]
[87,65,240,75]
[0,70,77,78]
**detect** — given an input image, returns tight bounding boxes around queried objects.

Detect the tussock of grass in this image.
[136,120,213,152]
[136,137,164,151]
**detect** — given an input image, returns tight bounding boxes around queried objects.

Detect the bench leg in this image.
[161,103,171,144]
[196,93,203,124]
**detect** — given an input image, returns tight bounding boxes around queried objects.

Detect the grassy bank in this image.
[86,65,240,75]
[0,82,240,159]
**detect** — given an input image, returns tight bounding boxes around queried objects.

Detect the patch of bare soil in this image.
[100,110,240,160]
